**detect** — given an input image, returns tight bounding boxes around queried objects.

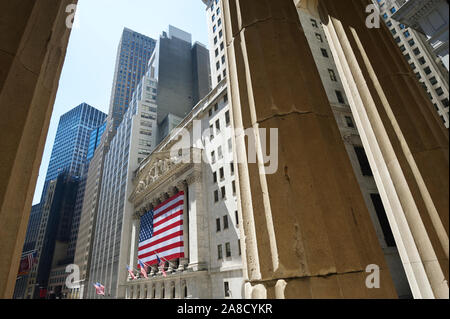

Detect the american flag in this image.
[127,265,137,280]
[138,191,185,265]
[138,260,148,279]
[94,283,105,296]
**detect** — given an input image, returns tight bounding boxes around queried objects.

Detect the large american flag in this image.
[138,191,185,265]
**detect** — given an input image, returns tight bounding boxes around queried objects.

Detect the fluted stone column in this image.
[296,0,449,299]
[179,180,190,271]
[222,0,397,298]
[0,0,77,298]
[187,172,209,271]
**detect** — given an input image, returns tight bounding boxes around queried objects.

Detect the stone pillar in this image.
[222,0,397,298]
[300,0,449,299]
[0,0,77,298]
[178,180,189,271]
[187,172,209,271]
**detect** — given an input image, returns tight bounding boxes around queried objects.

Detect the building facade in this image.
[391,0,449,71]
[108,28,157,131]
[374,0,449,128]
[127,79,243,299]
[86,75,158,299]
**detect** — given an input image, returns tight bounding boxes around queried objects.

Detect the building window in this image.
[321,48,329,57]
[224,94,228,103]
[345,116,355,128]
[213,171,217,183]
[354,146,373,176]
[216,218,221,232]
[216,61,220,70]
[218,245,223,259]
[424,67,432,75]
[232,180,236,195]
[224,282,230,297]
[429,76,437,85]
[418,57,426,65]
[436,87,444,96]
[225,110,231,126]
[215,119,221,132]
[220,42,224,51]
[221,186,226,199]
[235,210,239,225]
[413,48,420,56]
[214,190,219,203]
[223,215,229,229]
[211,151,216,164]
[315,33,323,42]
[370,193,396,247]
[238,239,241,256]
[230,162,235,175]
[328,69,337,81]
[225,242,231,257]
[311,19,318,28]
[220,167,225,180]
[335,90,345,104]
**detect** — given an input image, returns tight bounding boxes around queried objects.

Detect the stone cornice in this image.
[129,148,203,209]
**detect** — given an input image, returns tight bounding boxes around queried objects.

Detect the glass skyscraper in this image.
[45,103,107,185]
[108,28,157,131]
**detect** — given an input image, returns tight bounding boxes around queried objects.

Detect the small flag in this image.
[127,265,137,280]
[94,282,105,296]
[156,255,167,277]
[138,260,148,279]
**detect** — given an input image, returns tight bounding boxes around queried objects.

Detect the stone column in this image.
[222,0,397,298]
[0,0,77,298]
[187,172,209,271]
[301,0,449,299]
[178,180,189,271]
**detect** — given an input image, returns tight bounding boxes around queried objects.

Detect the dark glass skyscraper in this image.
[108,28,157,130]
[45,103,107,184]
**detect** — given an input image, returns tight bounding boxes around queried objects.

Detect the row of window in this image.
[216,211,239,232]
[217,240,241,260]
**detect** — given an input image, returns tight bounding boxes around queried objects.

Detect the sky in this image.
[32,0,209,205]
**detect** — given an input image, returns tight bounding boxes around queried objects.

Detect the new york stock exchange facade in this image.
[123,81,245,299]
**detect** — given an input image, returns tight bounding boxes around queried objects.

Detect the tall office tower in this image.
[391,0,449,71]
[24,172,79,299]
[297,9,412,299]
[147,25,211,142]
[71,130,111,299]
[44,103,107,188]
[87,73,158,299]
[374,0,449,128]
[13,103,106,299]
[204,0,226,89]
[108,28,157,131]
[66,122,107,264]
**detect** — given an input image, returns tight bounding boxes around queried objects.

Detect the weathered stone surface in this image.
[0,0,77,298]
[318,0,448,298]
[223,0,397,298]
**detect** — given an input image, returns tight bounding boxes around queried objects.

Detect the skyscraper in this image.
[374,0,449,128]
[108,28,157,131]
[14,103,106,299]
[147,25,211,142]
[71,28,156,299]
[43,103,107,198]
